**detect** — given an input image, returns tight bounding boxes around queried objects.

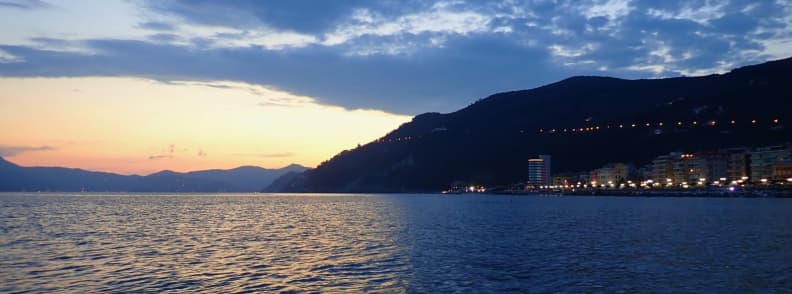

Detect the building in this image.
[727,150,750,181]
[528,155,551,186]
[651,152,679,182]
[590,163,632,185]
[772,161,792,181]
[696,150,730,181]
[552,175,571,187]
[750,145,792,182]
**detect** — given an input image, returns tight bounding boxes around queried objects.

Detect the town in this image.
[444,143,792,197]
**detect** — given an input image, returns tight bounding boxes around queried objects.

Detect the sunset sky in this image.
[1,0,790,174]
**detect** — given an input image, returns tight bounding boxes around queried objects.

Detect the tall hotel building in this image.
[528,155,552,186]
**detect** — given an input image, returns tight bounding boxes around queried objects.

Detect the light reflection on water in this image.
[1,193,791,292]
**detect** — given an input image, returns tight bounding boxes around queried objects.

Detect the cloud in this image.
[0,145,56,157]
[322,3,494,54]
[0,0,48,10]
[233,152,295,158]
[0,49,22,63]
[582,0,634,20]
[647,1,728,25]
[148,154,174,160]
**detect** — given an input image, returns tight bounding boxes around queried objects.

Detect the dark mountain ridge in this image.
[279,57,792,192]
[0,158,307,192]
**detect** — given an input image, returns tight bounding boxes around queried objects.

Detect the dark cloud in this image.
[1,0,790,114]
[138,21,176,31]
[0,145,56,157]
[140,0,409,33]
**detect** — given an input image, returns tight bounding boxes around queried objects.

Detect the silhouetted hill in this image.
[264,171,307,192]
[0,159,307,192]
[279,57,792,192]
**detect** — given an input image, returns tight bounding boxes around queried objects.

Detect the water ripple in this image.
[1,193,791,292]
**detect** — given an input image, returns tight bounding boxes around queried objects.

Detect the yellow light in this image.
[658,122,664,126]
[693,121,698,125]
[752,119,757,124]
[773,118,779,124]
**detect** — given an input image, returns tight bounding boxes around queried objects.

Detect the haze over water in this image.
[1,193,790,292]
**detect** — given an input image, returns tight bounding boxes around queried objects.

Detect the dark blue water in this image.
[1,193,791,292]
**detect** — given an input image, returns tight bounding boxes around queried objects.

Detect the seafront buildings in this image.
[645,144,791,186]
[544,144,792,190]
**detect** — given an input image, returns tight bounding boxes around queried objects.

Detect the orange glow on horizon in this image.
[0,77,411,175]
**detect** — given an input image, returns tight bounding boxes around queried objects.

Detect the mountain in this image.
[184,164,307,191]
[0,158,308,192]
[277,57,792,192]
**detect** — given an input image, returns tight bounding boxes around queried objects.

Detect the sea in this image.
[1,193,790,293]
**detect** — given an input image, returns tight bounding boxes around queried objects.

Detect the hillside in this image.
[278,57,792,192]
[0,157,307,192]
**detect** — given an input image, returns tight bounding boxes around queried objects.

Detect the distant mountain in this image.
[184,164,307,191]
[277,57,792,192]
[0,158,308,192]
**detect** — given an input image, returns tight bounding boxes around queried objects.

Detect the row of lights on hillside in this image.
[538,118,781,134]
[375,136,415,143]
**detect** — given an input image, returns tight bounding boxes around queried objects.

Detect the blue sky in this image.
[1,0,791,114]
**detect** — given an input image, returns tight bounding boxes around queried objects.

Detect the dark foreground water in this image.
[1,193,791,293]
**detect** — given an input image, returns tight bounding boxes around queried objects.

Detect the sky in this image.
[1,0,790,174]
